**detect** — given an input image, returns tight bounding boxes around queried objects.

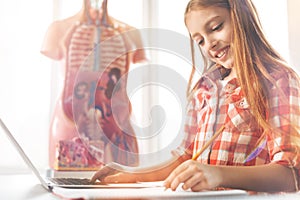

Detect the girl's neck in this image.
[222,67,236,81]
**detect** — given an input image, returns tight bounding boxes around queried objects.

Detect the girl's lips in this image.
[214,46,230,61]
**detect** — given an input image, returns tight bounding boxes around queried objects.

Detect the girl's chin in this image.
[219,61,233,69]
[222,66,233,69]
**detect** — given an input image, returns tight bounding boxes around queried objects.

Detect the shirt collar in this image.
[197,65,232,90]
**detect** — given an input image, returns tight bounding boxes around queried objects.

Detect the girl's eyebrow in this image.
[191,15,222,39]
[205,15,222,27]
[191,32,201,40]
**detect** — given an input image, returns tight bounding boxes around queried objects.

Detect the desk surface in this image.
[1,172,300,200]
[0,173,58,200]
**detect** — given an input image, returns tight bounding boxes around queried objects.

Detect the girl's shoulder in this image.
[268,65,300,89]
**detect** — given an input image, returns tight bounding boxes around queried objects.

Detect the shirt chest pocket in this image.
[227,97,260,133]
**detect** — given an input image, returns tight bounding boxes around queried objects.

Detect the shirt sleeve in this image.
[267,71,300,177]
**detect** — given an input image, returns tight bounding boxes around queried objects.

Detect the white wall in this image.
[0,1,53,172]
[287,0,300,74]
[253,0,289,60]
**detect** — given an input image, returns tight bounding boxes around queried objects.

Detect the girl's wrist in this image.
[215,165,229,188]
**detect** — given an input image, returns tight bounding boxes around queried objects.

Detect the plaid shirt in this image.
[174,66,300,177]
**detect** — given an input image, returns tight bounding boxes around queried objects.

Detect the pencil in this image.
[164,125,225,191]
[191,125,225,160]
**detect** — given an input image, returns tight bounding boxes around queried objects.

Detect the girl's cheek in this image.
[202,49,212,60]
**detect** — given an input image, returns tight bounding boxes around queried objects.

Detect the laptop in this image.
[1,118,249,199]
[0,118,160,191]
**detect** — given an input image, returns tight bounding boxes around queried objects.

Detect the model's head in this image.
[83,0,108,22]
[88,0,103,10]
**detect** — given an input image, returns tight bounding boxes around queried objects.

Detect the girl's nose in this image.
[207,37,217,50]
[202,37,217,58]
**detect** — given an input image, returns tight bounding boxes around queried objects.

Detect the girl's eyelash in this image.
[212,22,223,31]
[196,22,224,46]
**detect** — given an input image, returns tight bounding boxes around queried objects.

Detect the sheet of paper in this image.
[94,181,164,188]
[52,182,248,200]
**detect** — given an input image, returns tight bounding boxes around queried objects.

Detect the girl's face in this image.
[186,6,233,69]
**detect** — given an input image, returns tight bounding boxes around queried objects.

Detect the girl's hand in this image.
[164,160,223,192]
[90,162,119,183]
[90,162,139,183]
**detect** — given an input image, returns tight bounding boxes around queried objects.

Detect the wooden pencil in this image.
[164,125,225,191]
[191,125,225,161]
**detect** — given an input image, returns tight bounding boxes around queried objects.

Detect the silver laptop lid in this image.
[0,118,52,191]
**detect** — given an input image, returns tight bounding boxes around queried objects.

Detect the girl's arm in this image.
[91,154,191,183]
[164,160,297,192]
[220,162,297,192]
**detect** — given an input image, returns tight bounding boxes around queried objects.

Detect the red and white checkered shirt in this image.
[174,66,300,177]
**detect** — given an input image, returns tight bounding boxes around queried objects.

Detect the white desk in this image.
[0,173,58,200]
[1,172,300,200]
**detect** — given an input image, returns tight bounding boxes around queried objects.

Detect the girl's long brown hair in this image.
[185,0,300,135]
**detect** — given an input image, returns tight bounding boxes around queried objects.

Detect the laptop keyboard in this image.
[49,178,94,185]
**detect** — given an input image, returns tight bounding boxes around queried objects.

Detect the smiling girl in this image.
[91,0,300,193]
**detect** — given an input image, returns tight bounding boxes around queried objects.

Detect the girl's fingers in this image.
[182,172,204,191]
[190,181,209,192]
[164,163,186,187]
[90,165,116,183]
[165,162,192,191]
[164,160,214,191]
